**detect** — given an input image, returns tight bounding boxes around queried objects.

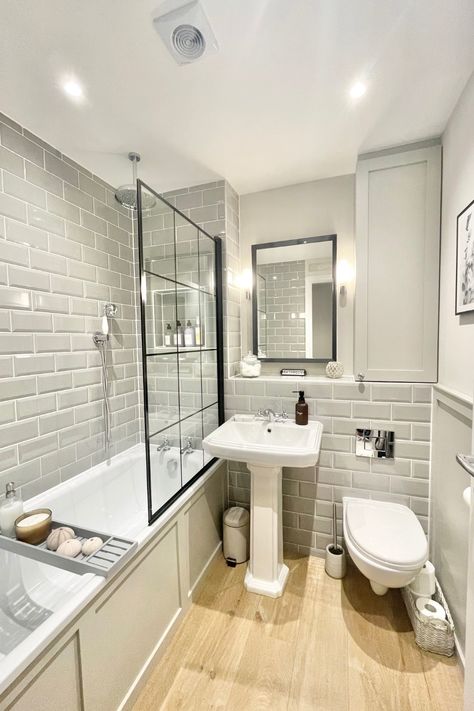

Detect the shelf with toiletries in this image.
[145,272,214,355]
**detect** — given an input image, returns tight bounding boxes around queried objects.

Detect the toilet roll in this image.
[415,596,446,621]
[463,487,471,508]
[408,560,436,597]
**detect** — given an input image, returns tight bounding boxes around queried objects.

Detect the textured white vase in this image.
[326,361,344,379]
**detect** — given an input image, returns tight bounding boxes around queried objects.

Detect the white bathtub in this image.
[0,443,222,696]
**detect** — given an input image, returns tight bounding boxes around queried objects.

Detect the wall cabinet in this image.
[355,143,441,382]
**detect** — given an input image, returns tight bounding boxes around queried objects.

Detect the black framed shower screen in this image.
[136,180,224,525]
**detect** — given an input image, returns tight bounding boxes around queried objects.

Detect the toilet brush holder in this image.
[325,543,347,579]
[325,503,347,579]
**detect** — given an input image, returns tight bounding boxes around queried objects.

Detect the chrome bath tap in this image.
[180,437,193,455]
[157,436,171,452]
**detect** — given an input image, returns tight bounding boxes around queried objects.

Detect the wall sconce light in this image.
[235,269,253,300]
[336,259,354,297]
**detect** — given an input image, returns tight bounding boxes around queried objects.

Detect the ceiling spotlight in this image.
[62,79,84,100]
[349,81,367,99]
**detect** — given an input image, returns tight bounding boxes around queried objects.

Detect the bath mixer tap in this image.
[180,437,193,455]
[157,436,171,452]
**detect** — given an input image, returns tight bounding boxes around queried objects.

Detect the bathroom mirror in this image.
[252,234,337,362]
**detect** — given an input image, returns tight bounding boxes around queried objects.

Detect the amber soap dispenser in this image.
[293,391,308,426]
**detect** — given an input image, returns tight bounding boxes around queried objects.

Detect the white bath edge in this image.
[0,446,225,699]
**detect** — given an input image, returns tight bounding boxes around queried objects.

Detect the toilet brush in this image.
[325,503,347,579]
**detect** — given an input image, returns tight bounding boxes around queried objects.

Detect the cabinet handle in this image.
[456,453,474,478]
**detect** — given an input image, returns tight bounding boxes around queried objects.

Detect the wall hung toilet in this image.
[343,497,428,596]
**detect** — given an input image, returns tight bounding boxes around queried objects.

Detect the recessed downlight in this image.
[62,79,84,100]
[349,81,367,99]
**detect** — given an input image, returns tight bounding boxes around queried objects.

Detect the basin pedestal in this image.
[244,463,289,598]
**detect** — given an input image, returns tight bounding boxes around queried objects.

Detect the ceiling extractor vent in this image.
[153,0,218,65]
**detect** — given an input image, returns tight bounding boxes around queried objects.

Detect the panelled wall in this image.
[0,111,141,501]
[225,377,431,555]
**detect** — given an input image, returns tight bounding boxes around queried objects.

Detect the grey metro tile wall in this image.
[0,111,141,500]
[226,378,432,556]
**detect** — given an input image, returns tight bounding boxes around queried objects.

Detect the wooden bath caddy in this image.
[0,521,138,578]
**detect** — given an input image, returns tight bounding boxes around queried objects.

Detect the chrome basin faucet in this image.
[255,409,289,423]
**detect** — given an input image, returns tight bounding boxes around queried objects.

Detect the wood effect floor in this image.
[132,554,464,711]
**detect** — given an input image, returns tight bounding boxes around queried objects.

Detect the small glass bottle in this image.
[164,323,172,347]
[175,321,184,347]
[184,320,195,347]
[195,317,205,346]
[0,482,23,538]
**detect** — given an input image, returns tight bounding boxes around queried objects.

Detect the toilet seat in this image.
[344,498,428,571]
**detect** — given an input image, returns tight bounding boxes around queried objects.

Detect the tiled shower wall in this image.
[159,180,241,377]
[0,111,141,500]
[226,378,431,555]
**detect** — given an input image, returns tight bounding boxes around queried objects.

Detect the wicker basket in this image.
[401,579,455,656]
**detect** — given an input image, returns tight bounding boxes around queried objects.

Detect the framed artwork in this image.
[456,199,474,314]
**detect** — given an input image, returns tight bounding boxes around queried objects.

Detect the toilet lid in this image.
[344,499,428,568]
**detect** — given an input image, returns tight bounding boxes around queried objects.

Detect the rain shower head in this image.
[115,152,156,210]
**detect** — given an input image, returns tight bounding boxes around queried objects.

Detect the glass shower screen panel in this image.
[137,181,224,524]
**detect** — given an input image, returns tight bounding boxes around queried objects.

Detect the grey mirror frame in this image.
[251,234,337,363]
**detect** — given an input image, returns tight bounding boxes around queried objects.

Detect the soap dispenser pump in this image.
[0,482,23,538]
[293,391,308,426]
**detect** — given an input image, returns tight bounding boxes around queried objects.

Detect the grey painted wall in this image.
[240,174,354,374]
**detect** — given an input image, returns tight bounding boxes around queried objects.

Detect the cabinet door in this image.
[355,144,441,382]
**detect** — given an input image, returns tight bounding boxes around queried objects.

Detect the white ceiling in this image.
[0,0,473,195]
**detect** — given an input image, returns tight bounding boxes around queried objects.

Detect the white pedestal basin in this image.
[203,415,322,598]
